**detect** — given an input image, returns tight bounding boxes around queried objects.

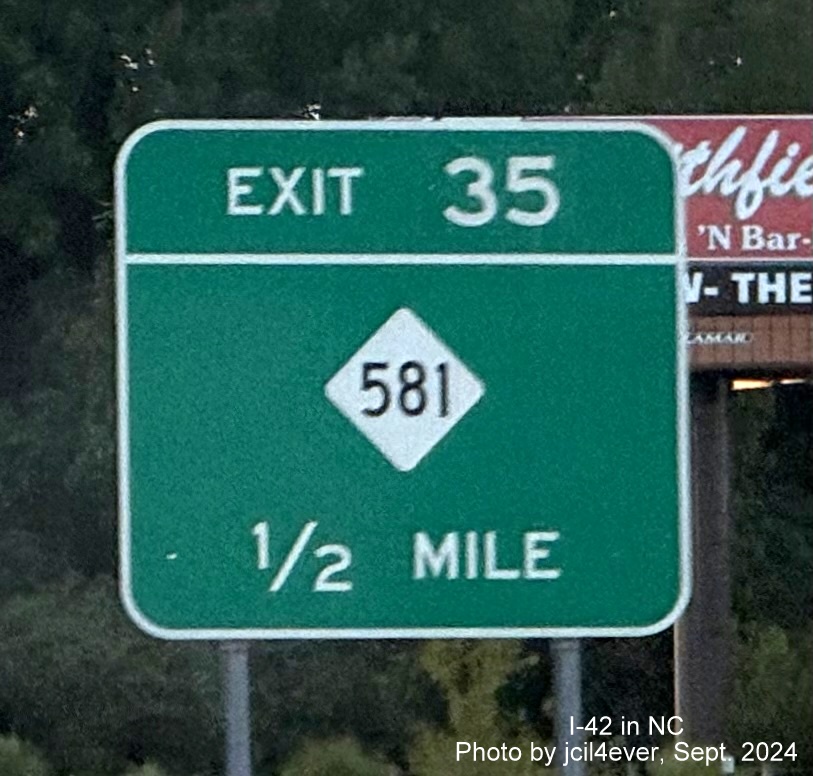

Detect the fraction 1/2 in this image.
[251,521,353,593]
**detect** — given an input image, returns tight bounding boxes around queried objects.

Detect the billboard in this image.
[652,116,812,372]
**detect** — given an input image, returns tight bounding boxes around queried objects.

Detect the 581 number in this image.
[362,361,449,418]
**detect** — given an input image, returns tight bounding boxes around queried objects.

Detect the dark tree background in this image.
[0,1,810,773]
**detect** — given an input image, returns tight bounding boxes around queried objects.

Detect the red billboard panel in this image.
[652,117,813,260]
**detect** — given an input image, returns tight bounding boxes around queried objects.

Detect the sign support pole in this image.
[222,642,252,776]
[553,638,584,776]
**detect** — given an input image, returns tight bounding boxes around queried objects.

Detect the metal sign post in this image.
[222,642,252,776]
[553,639,585,776]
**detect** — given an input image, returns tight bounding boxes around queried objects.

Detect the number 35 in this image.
[443,156,560,228]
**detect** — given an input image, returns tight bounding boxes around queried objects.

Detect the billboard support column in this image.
[675,374,732,742]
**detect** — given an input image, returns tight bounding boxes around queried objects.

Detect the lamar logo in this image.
[677,125,813,219]
[686,331,754,346]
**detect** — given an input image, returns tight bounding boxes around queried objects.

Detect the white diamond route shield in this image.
[325,308,485,472]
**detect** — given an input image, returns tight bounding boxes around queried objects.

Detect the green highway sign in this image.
[116,119,689,639]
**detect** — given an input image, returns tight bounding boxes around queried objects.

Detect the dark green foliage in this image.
[730,387,813,630]
[728,625,812,764]
[726,386,813,770]
[0,735,51,776]
[0,578,221,774]
[725,0,813,112]
[0,263,115,584]
[591,0,813,113]
[251,640,441,770]
[121,765,175,776]
[647,746,719,775]
[277,737,392,776]
[584,633,674,746]
[408,641,551,776]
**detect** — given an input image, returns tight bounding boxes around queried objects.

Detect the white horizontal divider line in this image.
[125,252,677,266]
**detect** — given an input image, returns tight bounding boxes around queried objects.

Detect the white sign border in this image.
[116,118,690,640]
